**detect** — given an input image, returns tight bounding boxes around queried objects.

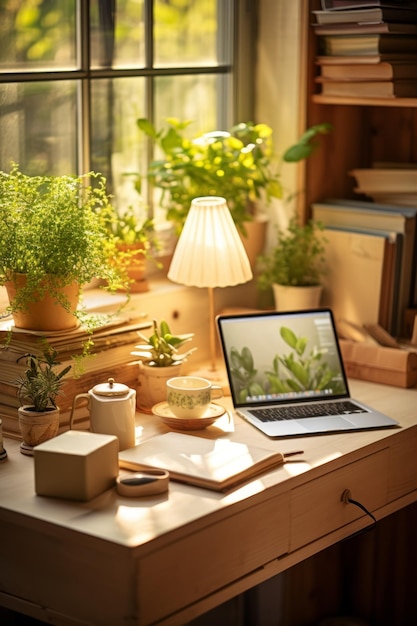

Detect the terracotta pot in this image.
[18,406,60,455]
[272,284,323,312]
[136,362,183,414]
[5,275,80,331]
[239,217,268,269]
[116,243,149,293]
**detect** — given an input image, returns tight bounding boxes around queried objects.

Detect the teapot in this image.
[70,378,136,450]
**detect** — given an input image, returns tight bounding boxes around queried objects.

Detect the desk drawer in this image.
[290,449,389,550]
[389,427,417,500]
[137,492,289,624]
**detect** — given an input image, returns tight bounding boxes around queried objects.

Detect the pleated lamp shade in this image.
[168,196,253,288]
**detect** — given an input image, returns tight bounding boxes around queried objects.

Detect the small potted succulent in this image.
[132,319,197,412]
[257,215,327,311]
[16,346,71,455]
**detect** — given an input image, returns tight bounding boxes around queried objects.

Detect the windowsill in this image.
[0,275,260,367]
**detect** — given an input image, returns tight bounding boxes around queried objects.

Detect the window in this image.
[0,0,254,224]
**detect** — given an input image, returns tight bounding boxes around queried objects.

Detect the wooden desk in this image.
[0,379,416,626]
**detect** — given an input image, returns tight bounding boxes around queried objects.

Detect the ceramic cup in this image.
[166,376,224,419]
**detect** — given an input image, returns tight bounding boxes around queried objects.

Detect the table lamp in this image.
[168,196,253,373]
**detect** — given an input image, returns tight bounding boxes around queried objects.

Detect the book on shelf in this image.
[349,167,417,192]
[316,52,417,64]
[316,60,417,80]
[119,431,291,492]
[321,226,400,332]
[320,1,417,11]
[316,78,417,97]
[312,199,417,336]
[313,6,417,24]
[320,34,417,56]
[357,192,417,206]
[313,22,417,35]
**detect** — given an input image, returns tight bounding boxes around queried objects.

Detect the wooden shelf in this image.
[312,94,417,108]
[303,0,417,214]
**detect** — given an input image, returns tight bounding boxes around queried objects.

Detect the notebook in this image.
[118,432,299,492]
[217,309,399,438]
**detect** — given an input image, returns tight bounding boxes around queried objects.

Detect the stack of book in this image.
[0,315,151,438]
[313,0,417,98]
[350,165,417,205]
[312,197,417,337]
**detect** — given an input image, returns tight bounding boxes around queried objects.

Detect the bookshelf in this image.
[304,0,417,215]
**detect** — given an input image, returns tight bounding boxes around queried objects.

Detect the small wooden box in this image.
[34,431,119,501]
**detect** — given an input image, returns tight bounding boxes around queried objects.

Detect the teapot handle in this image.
[69,393,90,430]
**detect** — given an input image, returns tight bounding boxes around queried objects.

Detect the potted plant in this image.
[16,346,72,455]
[135,118,331,264]
[0,163,130,333]
[132,319,197,413]
[110,205,160,293]
[257,215,327,311]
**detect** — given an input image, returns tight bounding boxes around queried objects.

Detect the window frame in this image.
[0,0,257,198]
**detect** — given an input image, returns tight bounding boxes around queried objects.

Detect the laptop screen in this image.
[217,309,350,408]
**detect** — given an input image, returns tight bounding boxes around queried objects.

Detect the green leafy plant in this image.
[229,346,266,403]
[136,118,332,234]
[133,319,196,367]
[16,347,72,412]
[109,205,162,278]
[0,163,130,323]
[110,205,156,247]
[257,215,327,289]
[265,326,345,394]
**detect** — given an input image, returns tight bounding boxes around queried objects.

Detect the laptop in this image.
[217,308,399,438]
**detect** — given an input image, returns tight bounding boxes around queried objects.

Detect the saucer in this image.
[152,402,226,431]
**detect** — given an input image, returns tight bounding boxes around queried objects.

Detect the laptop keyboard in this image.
[252,400,367,422]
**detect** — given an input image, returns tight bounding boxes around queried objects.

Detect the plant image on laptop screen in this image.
[222,310,348,405]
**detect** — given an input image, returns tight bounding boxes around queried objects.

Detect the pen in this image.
[283,450,304,458]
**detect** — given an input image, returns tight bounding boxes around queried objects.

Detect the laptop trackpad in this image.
[300,416,353,432]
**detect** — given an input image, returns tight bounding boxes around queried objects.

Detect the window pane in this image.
[90,0,145,69]
[154,0,220,67]
[0,0,77,71]
[155,74,218,133]
[90,77,146,209]
[0,81,78,174]
[152,73,219,224]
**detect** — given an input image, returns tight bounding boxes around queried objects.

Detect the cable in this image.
[341,489,377,526]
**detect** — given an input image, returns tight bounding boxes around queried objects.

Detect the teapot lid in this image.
[92,378,131,397]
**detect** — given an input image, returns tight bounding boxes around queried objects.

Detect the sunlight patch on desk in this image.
[222,479,266,502]
[284,462,311,477]
[284,451,342,477]
[116,504,170,543]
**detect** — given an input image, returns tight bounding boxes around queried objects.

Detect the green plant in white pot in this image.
[132,319,197,413]
[0,163,130,333]
[257,215,327,311]
[16,346,71,455]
